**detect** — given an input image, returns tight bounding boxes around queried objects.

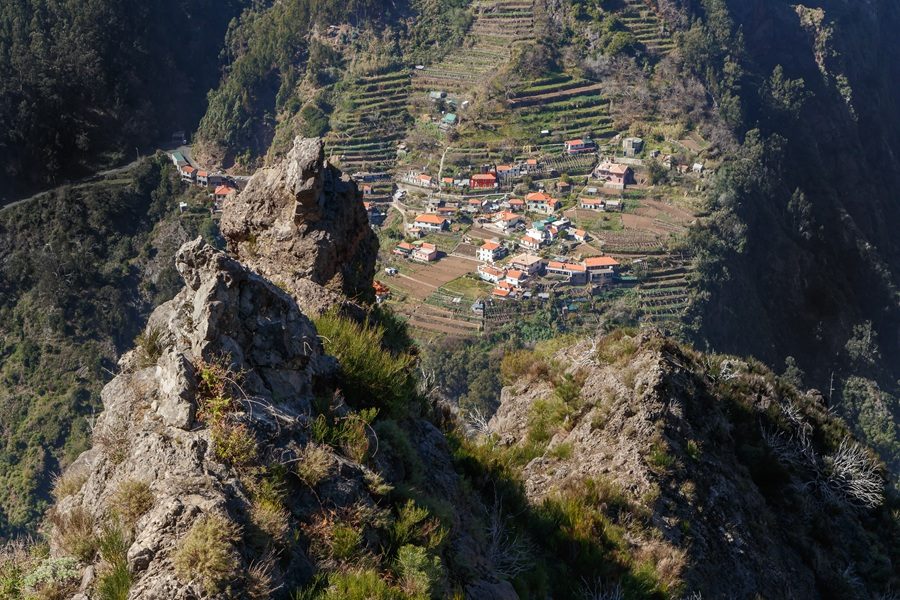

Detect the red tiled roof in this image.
[526,192,553,202]
[481,242,501,250]
[214,185,236,195]
[415,214,448,225]
[492,288,511,297]
[507,269,525,279]
[471,173,497,181]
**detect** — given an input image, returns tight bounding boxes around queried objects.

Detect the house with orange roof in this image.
[522,158,541,174]
[496,164,520,179]
[477,264,507,284]
[505,269,527,287]
[579,198,606,210]
[571,228,589,243]
[582,255,620,280]
[525,192,561,214]
[547,261,588,284]
[492,287,512,298]
[393,242,415,257]
[214,184,237,203]
[180,165,196,182]
[412,242,439,262]
[519,235,542,252]
[196,170,209,186]
[508,198,525,212]
[470,173,498,190]
[413,213,450,231]
[477,240,507,263]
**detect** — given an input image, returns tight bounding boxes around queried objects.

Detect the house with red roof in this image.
[470,173,498,189]
[393,242,415,257]
[564,139,596,155]
[571,229,589,243]
[579,198,606,210]
[508,198,525,212]
[505,269,527,287]
[510,253,544,275]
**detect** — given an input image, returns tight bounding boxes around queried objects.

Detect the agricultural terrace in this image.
[412,0,534,94]
[508,73,615,144]
[326,69,412,193]
[617,0,675,55]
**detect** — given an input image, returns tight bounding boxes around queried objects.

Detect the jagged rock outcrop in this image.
[47,238,512,599]
[488,331,898,599]
[220,137,378,316]
[52,238,334,598]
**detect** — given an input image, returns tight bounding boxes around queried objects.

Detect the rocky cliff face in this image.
[43,237,513,599]
[220,137,378,316]
[488,331,899,598]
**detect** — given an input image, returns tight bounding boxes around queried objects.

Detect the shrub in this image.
[211,422,258,467]
[647,443,675,471]
[21,557,79,599]
[194,358,240,424]
[51,472,87,501]
[395,544,443,598]
[500,349,547,385]
[386,500,445,556]
[250,498,290,546]
[548,442,574,460]
[173,514,240,595]
[321,569,394,600]
[595,330,640,365]
[49,507,97,562]
[96,524,131,600]
[310,410,376,463]
[314,311,417,417]
[95,421,130,465]
[330,524,363,561]
[295,443,333,488]
[527,397,570,445]
[0,540,32,598]
[134,325,165,368]
[108,480,154,528]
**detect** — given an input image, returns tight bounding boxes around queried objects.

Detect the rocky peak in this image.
[219,137,378,316]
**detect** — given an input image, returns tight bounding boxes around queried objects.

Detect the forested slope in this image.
[681,0,900,486]
[0,0,247,198]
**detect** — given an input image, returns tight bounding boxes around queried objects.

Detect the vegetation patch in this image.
[173,513,241,596]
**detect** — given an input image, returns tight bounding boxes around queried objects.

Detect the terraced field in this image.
[325,70,411,185]
[618,0,675,55]
[638,259,692,324]
[412,0,534,94]
[509,74,615,142]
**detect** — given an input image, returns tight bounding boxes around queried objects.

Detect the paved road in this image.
[1,144,192,213]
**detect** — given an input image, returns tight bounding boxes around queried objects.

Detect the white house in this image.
[412,243,439,262]
[413,214,450,231]
[477,241,506,263]
[477,264,506,284]
[509,253,544,275]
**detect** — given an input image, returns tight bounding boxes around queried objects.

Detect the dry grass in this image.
[173,513,241,596]
[107,479,154,528]
[51,472,87,501]
[48,507,97,563]
[295,443,333,488]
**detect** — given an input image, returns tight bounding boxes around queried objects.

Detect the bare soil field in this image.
[386,255,476,299]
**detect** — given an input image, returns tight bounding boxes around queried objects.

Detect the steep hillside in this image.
[0,0,248,199]
[681,0,900,486]
[0,158,215,536]
[482,329,899,598]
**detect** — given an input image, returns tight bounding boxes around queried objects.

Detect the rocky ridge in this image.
[219,137,378,316]
[488,331,899,598]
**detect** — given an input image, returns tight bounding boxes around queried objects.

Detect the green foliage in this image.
[0,159,188,536]
[595,329,639,365]
[330,523,363,561]
[48,507,96,563]
[20,557,79,598]
[314,311,417,417]
[173,513,240,596]
[134,325,165,369]
[528,397,571,445]
[395,544,442,598]
[0,0,246,193]
[384,500,445,557]
[96,524,132,600]
[310,409,376,463]
[318,569,395,600]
